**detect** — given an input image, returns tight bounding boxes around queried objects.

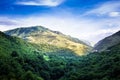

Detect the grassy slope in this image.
[0,30,77,57]
[5,26,91,55]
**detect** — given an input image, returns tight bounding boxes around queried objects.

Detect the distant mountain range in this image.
[5,26,91,55]
[94,31,120,52]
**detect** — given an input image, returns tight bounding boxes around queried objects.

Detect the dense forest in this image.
[0,31,120,80]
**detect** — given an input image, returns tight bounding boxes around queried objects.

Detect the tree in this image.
[11,51,19,57]
[21,71,43,80]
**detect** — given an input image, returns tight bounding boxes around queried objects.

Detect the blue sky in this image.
[0,0,120,45]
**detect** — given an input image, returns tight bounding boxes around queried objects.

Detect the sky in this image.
[0,0,120,46]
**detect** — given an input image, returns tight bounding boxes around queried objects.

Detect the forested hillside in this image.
[0,30,120,80]
[0,31,77,80]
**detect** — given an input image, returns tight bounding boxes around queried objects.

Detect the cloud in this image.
[0,17,18,26]
[16,0,65,7]
[85,1,120,17]
[0,21,16,26]
[109,11,120,17]
[0,17,20,31]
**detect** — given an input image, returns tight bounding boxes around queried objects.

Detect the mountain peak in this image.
[34,26,48,31]
[4,26,49,37]
[18,26,48,32]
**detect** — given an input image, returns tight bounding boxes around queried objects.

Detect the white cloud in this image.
[109,12,120,17]
[0,17,20,31]
[0,17,18,26]
[85,1,120,17]
[16,0,64,7]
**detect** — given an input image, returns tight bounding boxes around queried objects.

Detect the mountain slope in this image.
[0,31,37,57]
[0,30,78,57]
[5,26,91,55]
[0,31,77,80]
[94,31,120,52]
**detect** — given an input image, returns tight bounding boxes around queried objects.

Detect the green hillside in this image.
[0,31,77,80]
[0,31,44,80]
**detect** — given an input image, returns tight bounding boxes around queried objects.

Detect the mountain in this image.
[94,31,120,52]
[0,31,120,80]
[1,30,78,57]
[5,26,91,55]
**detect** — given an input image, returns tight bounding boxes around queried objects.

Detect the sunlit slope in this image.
[5,26,91,55]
